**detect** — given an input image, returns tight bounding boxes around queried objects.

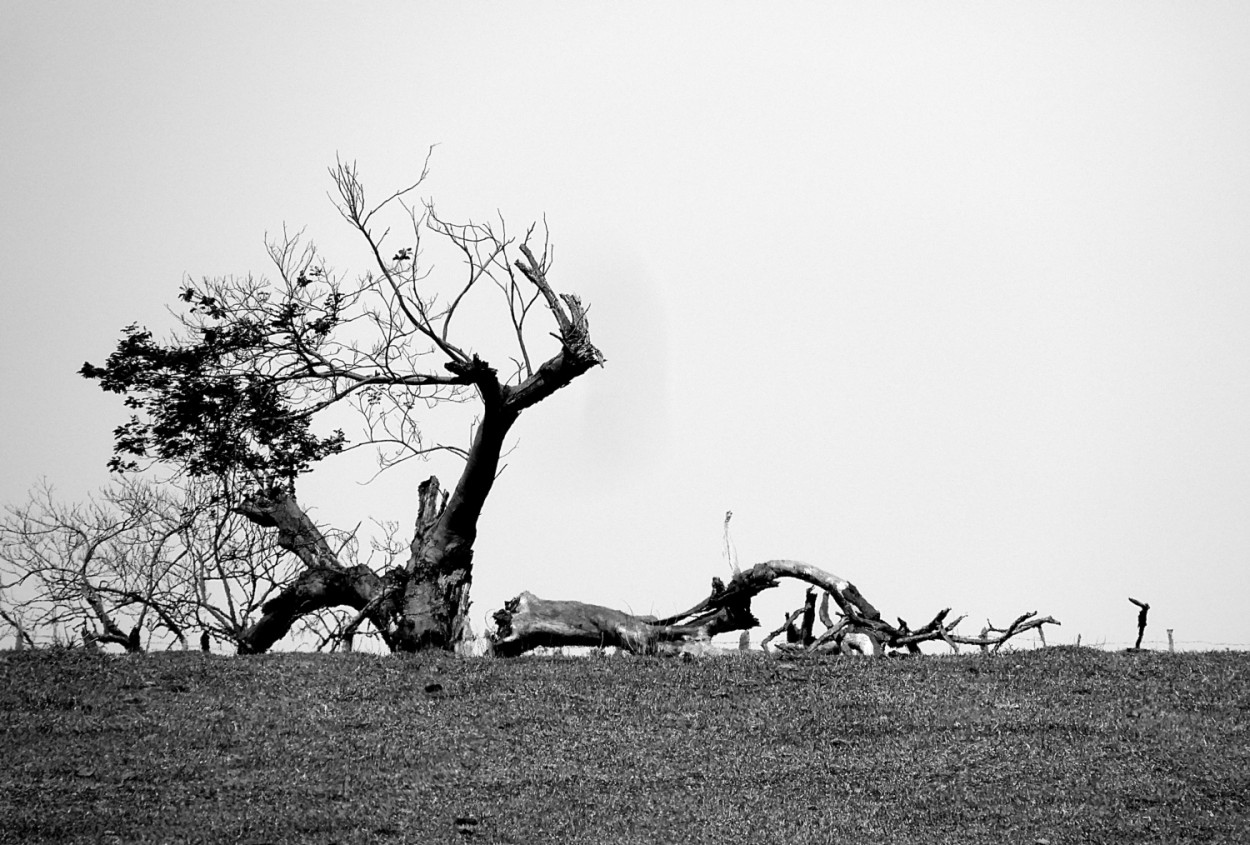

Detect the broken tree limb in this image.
[237,564,390,654]
[490,592,731,657]
[234,488,343,572]
[489,558,1061,658]
[817,591,835,630]
[968,612,1061,653]
[491,560,861,656]
[799,588,818,646]
[760,606,808,653]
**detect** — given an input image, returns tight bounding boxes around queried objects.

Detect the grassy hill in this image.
[1,647,1246,844]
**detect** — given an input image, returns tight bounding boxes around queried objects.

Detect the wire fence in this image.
[706,630,1250,653]
[1084,639,1250,652]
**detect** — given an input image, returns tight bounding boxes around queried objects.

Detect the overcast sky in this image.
[3,2,1249,651]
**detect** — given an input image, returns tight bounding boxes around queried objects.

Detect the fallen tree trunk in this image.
[490,559,1060,657]
[490,560,868,656]
[490,593,706,657]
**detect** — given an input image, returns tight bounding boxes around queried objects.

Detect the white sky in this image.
[3,2,1249,651]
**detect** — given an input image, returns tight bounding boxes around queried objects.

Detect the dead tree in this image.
[1,479,199,652]
[0,475,299,652]
[490,558,1060,657]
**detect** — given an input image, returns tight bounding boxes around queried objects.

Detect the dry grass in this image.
[1,646,1246,844]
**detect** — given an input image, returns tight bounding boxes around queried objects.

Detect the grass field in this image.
[1,646,1246,844]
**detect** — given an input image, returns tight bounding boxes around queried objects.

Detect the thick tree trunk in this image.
[232,249,603,654]
[491,570,769,656]
[234,488,396,653]
[395,472,487,652]
[491,592,741,657]
[237,564,389,654]
[394,264,603,651]
[234,488,342,571]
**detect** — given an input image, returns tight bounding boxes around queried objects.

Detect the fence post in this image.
[1129,597,1150,650]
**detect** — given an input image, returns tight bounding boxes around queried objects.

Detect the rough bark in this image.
[396,474,476,652]
[394,253,603,651]
[234,488,395,653]
[237,564,389,654]
[491,592,739,657]
[221,244,603,654]
[491,559,1060,658]
[234,488,342,572]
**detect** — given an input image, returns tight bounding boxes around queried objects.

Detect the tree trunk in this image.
[491,592,742,657]
[392,254,603,652]
[232,248,603,654]
[492,569,770,656]
[229,464,502,654]
[491,559,1060,657]
[394,285,602,651]
[395,471,486,652]
[237,563,388,654]
[234,488,395,653]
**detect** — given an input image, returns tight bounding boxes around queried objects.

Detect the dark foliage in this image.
[80,286,345,480]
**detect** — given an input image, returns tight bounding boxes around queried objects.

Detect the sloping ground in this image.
[0,647,1246,844]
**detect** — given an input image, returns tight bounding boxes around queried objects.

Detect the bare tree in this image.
[81,156,603,652]
[2,478,220,650]
[0,473,416,653]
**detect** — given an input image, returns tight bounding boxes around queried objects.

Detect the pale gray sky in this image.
[3,2,1249,650]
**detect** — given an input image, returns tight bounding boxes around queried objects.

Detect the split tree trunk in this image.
[391,254,603,651]
[232,250,603,653]
[393,401,515,652]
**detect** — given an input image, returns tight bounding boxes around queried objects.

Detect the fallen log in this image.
[489,559,1060,657]
[490,560,852,656]
[490,593,708,657]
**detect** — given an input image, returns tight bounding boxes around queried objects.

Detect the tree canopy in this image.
[67,157,605,652]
